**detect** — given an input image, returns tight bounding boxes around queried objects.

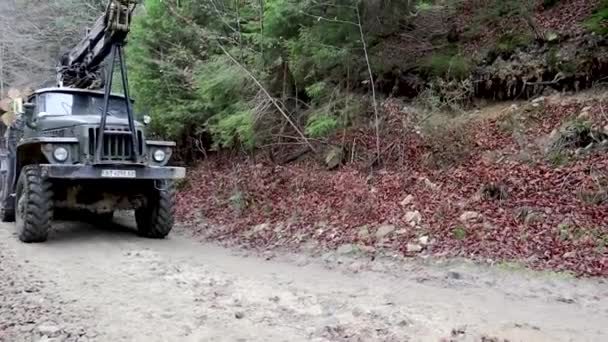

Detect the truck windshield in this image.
[40,92,132,117]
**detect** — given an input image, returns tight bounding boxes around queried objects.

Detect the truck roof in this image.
[34,87,129,99]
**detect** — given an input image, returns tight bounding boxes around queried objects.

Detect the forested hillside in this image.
[2,0,608,276]
[125,0,608,161]
[0,0,106,91]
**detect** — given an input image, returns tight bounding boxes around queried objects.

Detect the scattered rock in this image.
[400,194,415,207]
[300,241,318,253]
[531,96,545,104]
[563,251,576,259]
[418,236,430,246]
[324,146,344,170]
[235,312,245,319]
[358,245,376,255]
[459,211,482,222]
[357,226,371,240]
[421,177,440,192]
[524,212,543,226]
[348,261,365,273]
[556,296,576,304]
[255,223,270,231]
[38,337,63,342]
[405,211,422,226]
[293,255,310,267]
[406,243,423,253]
[451,325,467,337]
[375,224,396,240]
[263,251,275,260]
[336,244,359,256]
[483,222,497,231]
[37,322,61,337]
[446,271,462,280]
[322,252,336,263]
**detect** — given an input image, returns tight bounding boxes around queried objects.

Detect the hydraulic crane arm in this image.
[56,0,138,89]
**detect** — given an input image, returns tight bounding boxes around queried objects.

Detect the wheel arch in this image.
[14,142,49,191]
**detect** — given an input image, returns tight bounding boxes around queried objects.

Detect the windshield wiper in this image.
[97,106,119,117]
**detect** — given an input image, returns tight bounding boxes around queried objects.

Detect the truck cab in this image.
[0,87,185,242]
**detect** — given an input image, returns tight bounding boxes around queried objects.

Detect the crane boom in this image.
[56,0,138,89]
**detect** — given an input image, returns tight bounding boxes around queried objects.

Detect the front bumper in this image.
[40,164,186,180]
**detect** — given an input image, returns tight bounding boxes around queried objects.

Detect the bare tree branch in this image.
[356,4,381,164]
[167,3,317,153]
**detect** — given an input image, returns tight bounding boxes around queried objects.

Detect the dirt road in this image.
[1,216,607,342]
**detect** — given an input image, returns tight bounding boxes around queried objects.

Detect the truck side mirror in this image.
[23,103,37,129]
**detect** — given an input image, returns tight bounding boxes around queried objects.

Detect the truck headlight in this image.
[53,147,69,162]
[153,149,166,162]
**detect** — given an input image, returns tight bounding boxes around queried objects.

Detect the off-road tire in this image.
[135,181,175,239]
[15,165,54,243]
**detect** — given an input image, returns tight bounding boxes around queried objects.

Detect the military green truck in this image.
[0,0,185,242]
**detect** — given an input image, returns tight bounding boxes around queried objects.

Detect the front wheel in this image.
[15,165,54,243]
[135,181,175,239]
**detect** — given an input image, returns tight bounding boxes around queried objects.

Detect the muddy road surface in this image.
[1,216,607,342]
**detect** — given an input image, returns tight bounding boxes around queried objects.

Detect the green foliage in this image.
[126,0,416,157]
[305,91,364,137]
[465,0,535,41]
[452,226,467,240]
[475,0,534,23]
[415,1,435,12]
[546,47,577,75]
[420,53,472,81]
[306,114,339,138]
[491,30,533,58]
[128,0,207,142]
[209,108,257,150]
[585,0,608,35]
[305,81,328,102]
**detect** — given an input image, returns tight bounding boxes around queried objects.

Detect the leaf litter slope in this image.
[178,94,608,277]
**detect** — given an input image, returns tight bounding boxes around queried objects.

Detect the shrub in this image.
[420,53,472,81]
[306,114,339,138]
[208,109,257,150]
[491,31,534,59]
[452,226,468,240]
[585,1,608,35]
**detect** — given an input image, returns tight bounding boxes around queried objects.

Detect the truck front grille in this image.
[88,127,143,161]
[41,129,66,137]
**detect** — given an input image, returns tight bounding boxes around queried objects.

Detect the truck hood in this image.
[37,115,144,131]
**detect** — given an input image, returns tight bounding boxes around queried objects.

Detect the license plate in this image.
[101,169,136,178]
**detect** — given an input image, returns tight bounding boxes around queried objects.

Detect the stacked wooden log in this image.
[0,88,31,127]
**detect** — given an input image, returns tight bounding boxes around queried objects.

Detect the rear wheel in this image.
[135,181,175,239]
[0,206,15,222]
[15,165,54,243]
[0,151,15,222]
